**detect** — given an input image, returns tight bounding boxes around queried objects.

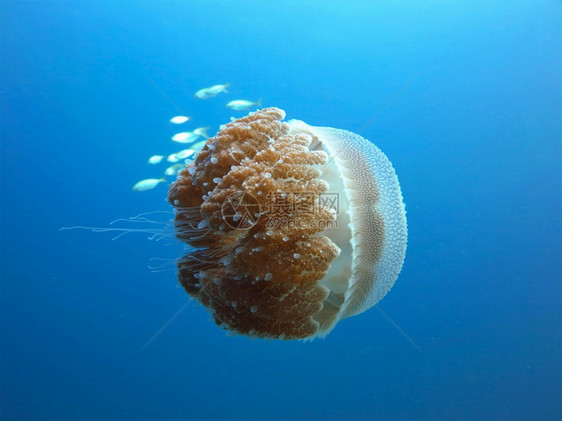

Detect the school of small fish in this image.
[133,83,262,191]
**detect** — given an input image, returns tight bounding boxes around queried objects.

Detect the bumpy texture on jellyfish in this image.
[168,107,407,340]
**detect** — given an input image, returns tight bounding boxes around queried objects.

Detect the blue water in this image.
[1,1,561,420]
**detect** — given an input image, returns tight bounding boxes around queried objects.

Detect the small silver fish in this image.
[193,127,209,137]
[132,178,166,191]
[171,131,201,144]
[226,99,262,111]
[194,83,230,99]
[190,140,207,152]
[147,155,164,164]
[175,149,195,160]
[169,115,189,124]
[164,164,185,176]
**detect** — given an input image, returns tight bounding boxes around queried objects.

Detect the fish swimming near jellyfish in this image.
[168,107,407,340]
[169,115,190,124]
[193,127,209,137]
[226,98,262,111]
[194,83,230,99]
[164,164,185,176]
[132,178,166,191]
[174,149,195,160]
[148,155,165,165]
[189,140,207,152]
[171,131,203,144]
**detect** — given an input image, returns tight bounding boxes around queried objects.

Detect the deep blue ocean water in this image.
[1,1,561,420]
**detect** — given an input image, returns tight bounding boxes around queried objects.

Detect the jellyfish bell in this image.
[168,107,407,340]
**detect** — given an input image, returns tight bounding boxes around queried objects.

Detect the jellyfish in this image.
[168,107,407,340]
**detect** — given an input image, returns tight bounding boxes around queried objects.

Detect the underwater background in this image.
[1,1,561,420]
